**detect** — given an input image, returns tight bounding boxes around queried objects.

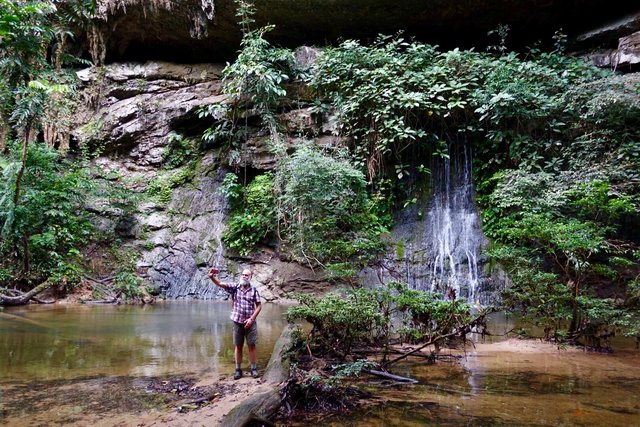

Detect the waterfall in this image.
[419,139,484,301]
[364,137,490,303]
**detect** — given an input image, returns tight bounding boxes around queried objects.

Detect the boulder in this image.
[589,30,640,70]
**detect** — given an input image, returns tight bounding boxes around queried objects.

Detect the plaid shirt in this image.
[223,283,260,323]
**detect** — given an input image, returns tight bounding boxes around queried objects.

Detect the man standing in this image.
[209,267,262,379]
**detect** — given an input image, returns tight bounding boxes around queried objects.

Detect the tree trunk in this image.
[0,119,7,153]
[13,123,31,205]
[14,124,31,275]
[568,281,580,337]
[363,369,419,384]
[0,279,53,306]
[22,232,30,274]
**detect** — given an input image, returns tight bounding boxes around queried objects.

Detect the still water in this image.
[318,330,640,426]
[0,301,289,380]
[0,301,289,425]
[2,304,639,426]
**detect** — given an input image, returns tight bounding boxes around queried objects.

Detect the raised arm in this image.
[208,268,231,290]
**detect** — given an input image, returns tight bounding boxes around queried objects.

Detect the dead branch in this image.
[31,296,55,304]
[363,369,418,384]
[381,309,494,369]
[0,280,54,306]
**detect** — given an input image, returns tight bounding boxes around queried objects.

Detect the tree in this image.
[0,0,92,304]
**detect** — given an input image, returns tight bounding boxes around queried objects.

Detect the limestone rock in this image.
[73,62,226,167]
[576,11,640,50]
[589,31,640,70]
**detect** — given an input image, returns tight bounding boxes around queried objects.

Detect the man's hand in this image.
[244,318,254,329]
[209,268,220,283]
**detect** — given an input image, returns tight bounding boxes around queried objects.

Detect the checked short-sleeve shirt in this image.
[224,283,260,323]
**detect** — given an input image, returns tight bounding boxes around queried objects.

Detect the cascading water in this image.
[364,137,491,303]
[418,138,485,301]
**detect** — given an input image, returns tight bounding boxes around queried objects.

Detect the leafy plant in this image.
[274,145,387,264]
[311,36,475,181]
[110,246,146,298]
[286,283,475,358]
[221,172,276,256]
[0,142,93,287]
[163,132,198,169]
[199,0,296,153]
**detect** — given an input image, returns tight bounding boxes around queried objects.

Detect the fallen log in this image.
[82,298,119,305]
[0,280,53,306]
[31,296,55,304]
[381,309,494,369]
[219,388,283,427]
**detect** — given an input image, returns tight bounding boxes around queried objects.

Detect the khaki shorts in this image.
[233,321,258,346]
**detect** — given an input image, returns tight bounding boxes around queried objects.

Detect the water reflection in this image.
[0,301,288,381]
[320,343,640,426]
[3,304,639,426]
[289,313,640,426]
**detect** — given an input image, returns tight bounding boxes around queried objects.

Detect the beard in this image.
[240,278,251,286]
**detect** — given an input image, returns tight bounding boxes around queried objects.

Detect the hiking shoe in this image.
[250,368,259,378]
[233,369,242,380]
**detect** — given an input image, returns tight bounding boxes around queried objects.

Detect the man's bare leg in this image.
[234,345,243,379]
[248,344,258,377]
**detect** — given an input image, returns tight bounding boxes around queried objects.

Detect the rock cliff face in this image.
[87,0,639,63]
[74,62,225,166]
[589,31,640,71]
[74,61,334,299]
[73,3,640,300]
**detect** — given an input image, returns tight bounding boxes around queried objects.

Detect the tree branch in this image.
[381,310,493,369]
[0,279,54,306]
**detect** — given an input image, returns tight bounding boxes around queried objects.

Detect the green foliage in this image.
[484,169,639,342]
[219,147,387,263]
[221,172,276,256]
[1,0,81,140]
[324,262,358,282]
[219,172,243,208]
[477,72,639,341]
[286,289,387,357]
[330,359,376,379]
[110,246,145,298]
[275,145,387,264]
[199,0,296,153]
[199,103,236,148]
[0,142,93,285]
[146,178,173,204]
[223,23,293,115]
[286,283,474,357]
[312,36,476,180]
[388,283,474,344]
[0,0,57,86]
[146,167,196,203]
[163,132,198,169]
[484,168,638,342]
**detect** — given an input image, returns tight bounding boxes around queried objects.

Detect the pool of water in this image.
[0,301,289,425]
[2,304,639,426]
[0,301,289,380]
[319,338,640,426]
